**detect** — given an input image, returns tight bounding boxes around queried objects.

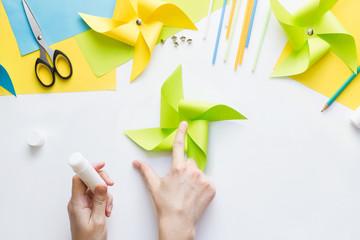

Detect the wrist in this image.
[159,216,196,240]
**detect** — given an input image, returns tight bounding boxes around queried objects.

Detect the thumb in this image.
[133,160,160,194]
[92,183,108,221]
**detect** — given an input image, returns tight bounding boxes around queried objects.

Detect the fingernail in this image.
[95,185,107,195]
[132,160,140,169]
[180,121,188,129]
[99,188,107,195]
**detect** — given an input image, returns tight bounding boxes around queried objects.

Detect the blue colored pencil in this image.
[212,0,228,65]
[245,0,258,48]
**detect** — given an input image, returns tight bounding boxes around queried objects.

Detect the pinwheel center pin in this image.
[136,19,142,25]
[307,29,314,36]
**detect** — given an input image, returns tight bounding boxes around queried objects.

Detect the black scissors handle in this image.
[34,50,73,87]
[35,57,55,87]
[53,50,73,79]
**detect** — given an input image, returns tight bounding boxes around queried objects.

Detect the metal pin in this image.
[171,36,177,42]
[136,19,142,25]
[187,39,192,44]
[174,41,179,47]
[307,29,314,36]
[161,39,166,45]
[180,36,186,42]
[37,35,42,40]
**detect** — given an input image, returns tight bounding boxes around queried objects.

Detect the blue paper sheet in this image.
[0,64,16,96]
[2,0,116,56]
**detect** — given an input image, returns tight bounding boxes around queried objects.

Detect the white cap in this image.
[27,130,45,147]
[350,106,360,128]
[69,152,89,174]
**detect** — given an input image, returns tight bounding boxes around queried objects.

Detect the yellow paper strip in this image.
[234,0,254,69]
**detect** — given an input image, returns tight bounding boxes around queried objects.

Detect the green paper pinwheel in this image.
[270,0,358,77]
[124,65,246,170]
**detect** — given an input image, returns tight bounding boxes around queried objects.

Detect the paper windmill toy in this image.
[79,0,197,82]
[270,0,358,77]
[124,65,246,170]
[0,64,16,96]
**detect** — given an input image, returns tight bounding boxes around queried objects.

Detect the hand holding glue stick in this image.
[68,153,114,240]
[69,152,107,192]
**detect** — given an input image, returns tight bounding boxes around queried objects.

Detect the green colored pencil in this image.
[322,66,360,112]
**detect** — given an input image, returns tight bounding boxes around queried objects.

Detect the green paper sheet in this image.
[75,0,225,77]
[124,65,246,170]
[270,0,357,77]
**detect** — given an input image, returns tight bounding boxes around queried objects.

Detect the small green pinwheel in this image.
[270,0,358,77]
[124,65,246,170]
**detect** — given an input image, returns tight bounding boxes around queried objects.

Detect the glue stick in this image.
[68,152,106,192]
[27,130,45,147]
[350,106,360,128]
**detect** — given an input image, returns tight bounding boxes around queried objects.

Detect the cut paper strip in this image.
[75,0,225,78]
[252,4,271,72]
[234,0,254,69]
[245,0,258,48]
[224,0,242,62]
[124,65,246,170]
[0,1,116,96]
[275,0,360,110]
[2,0,116,56]
[212,0,227,65]
[0,65,16,96]
[225,0,237,39]
[79,0,197,82]
[203,0,215,40]
[270,0,357,78]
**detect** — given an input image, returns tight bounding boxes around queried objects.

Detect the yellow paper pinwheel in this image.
[79,0,197,82]
[270,0,358,77]
[124,65,246,170]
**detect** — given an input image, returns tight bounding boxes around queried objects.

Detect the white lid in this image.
[69,152,89,174]
[27,130,45,147]
[350,106,360,128]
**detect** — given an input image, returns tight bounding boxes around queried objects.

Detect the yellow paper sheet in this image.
[0,1,116,96]
[276,0,360,110]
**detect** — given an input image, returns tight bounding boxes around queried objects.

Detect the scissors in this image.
[22,0,73,87]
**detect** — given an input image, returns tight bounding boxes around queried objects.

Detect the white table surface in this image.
[1,0,360,239]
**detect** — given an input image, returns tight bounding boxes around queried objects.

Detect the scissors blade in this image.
[22,0,54,59]
[22,0,44,43]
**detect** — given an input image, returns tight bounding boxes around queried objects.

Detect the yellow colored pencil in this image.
[234,0,254,70]
[226,0,237,39]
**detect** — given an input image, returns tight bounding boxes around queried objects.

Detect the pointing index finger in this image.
[172,121,188,168]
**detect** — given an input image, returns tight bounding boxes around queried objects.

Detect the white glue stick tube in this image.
[68,152,106,193]
[350,106,360,128]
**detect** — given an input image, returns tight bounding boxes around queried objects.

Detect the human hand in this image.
[67,162,114,240]
[133,121,216,240]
